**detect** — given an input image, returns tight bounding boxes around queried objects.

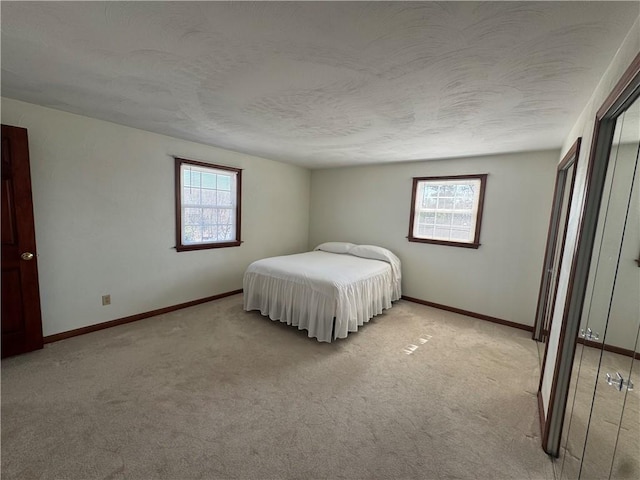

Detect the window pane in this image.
[452,213,473,226]
[451,228,471,241]
[183,225,202,243]
[435,212,452,225]
[202,208,217,224]
[422,185,438,208]
[218,209,232,224]
[184,207,202,225]
[440,184,456,196]
[189,171,201,188]
[438,197,454,209]
[456,184,472,196]
[454,196,472,210]
[219,224,233,241]
[419,211,435,225]
[201,189,216,205]
[434,227,451,239]
[202,173,216,189]
[217,190,232,206]
[418,224,434,236]
[424,197,437,209]
[183,187,201,205]
[217,175,231,191]
[202,225,218,241]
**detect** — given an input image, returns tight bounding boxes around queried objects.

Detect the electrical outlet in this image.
[102,294,111,306]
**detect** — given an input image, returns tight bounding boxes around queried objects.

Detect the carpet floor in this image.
[1,294,554,480]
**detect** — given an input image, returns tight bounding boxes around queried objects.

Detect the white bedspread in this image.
[243,250,401,342]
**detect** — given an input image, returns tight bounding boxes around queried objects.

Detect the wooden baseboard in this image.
[401,295,533,332]
[43,289,243,344]
[578,336,640,360]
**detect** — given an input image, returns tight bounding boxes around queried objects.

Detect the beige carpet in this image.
[1,294,554,480]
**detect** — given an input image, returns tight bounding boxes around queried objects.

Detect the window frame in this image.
[407,174,487,249]
[174,157,242,252]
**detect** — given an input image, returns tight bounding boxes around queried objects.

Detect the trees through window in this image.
[408,174,487,248]
[175,157,241,251]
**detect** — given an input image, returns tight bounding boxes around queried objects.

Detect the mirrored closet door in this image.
[556,89,639,480]
[537,53,639,479]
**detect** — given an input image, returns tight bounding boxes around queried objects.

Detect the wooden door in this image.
[1,125,43,358]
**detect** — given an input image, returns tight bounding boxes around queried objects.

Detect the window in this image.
[408,174,487,248]
[175,157,241,251]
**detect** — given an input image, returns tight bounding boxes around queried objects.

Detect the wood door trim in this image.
[596,53,640,119]
[537,390,547,444]
[533,138,581,341]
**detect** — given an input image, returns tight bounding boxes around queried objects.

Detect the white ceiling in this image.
[1,2,638,168]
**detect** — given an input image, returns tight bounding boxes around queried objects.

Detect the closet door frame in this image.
[533,138,581,342]
[539,52,640,456]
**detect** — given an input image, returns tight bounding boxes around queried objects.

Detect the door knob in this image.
[20,252,34,261]
[605,372,634,391]
[580,327,600,341]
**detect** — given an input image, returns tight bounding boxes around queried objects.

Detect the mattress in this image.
[243,249,401,342]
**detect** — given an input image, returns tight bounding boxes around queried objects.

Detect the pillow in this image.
[349,244,396,263]
[314,242,356,254]
[349,245,402,280]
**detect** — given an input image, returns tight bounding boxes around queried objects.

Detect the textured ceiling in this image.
[1,2,638,168]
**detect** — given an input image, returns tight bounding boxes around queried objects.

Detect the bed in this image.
[243,242,401,342]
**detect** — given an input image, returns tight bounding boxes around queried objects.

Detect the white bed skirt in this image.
[243,270,400,342]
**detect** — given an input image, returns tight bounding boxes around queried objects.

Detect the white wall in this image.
[1,98,311,337]
[309,150,559,327]
[541,16,640,413]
